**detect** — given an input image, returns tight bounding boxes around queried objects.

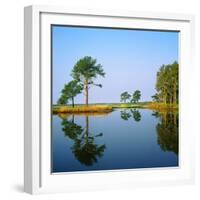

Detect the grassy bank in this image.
[146,102,178,111]
[57,112,111,119]
[53,105,113,114]
[52,103,147,114]
[110,103,148,109]
[52,102,178,114]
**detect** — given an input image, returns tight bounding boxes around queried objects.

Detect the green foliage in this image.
[71,56,105,81]
[71,56,105,105]
[151,93,159,102]
[58,80,82,107]
[57,94,68,105]
[131,90,141,103]
[155,61,178,104]
[120,91,131,103]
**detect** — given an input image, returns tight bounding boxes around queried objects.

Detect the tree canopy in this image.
[71,56,105,106]
[120,91,131,103]
[57,94,68,105]
[58,80,82,107]
[131,90,141,103]
[154,61,178,104]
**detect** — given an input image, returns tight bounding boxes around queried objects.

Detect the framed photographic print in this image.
[24,5,195,194]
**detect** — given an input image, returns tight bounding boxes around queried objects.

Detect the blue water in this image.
[52,109,178,173]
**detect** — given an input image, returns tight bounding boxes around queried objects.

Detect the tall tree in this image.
[59,80,82,107]
[171,61,178,104]
[155,61,178,104]
[71,56,105,106]
[120,91,131,103]
[131,90,141,103]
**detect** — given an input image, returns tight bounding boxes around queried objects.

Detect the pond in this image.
[52,108,178,173]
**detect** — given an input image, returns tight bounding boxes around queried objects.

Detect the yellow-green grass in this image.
[57,112,111,119]
[53,105,113,114]
[110,103,146,108]
[146,102,178,111]
[52,102,178,114]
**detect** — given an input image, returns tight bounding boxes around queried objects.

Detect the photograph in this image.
[51,25,179,173]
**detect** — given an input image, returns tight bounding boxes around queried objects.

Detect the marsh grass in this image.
[52,102,178,114]
[146,102,178,111]
[57,112,110,119]
[53,105,113,114]
[110,103,146,108]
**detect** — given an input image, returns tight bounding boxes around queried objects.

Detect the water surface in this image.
[52,108,178,173]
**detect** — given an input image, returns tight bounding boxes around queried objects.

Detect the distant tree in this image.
[120,91,131,103]
[131,90,141,103]
[71,56,105,106]
[59,80,82,107]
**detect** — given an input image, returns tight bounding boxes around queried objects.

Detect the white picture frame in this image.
[24,5,195,194]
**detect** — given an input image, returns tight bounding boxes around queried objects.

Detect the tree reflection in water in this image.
[60,114,106,166]
[120,109,131,120]
[153,111,178,155]
[120,109,141,122]
[130,109,141,122]
[61,115,83,140]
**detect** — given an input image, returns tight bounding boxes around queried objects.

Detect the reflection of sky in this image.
[52,26,178,104]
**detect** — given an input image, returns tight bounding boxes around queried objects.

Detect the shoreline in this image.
[52,103,178,114]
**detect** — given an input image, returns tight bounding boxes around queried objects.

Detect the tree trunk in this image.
[170,95,172,105]
[72,97,74,107]
[164,93,167,104]
[85,80,89,106]
[85,115,89,143]
[174,85,177,104]
[174,113,177,126]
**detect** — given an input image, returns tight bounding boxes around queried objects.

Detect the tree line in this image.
[152,61,178,104]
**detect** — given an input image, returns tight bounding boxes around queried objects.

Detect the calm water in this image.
[52,109,178,173]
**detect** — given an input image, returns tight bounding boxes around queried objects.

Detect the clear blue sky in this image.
[52,25,178,104]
